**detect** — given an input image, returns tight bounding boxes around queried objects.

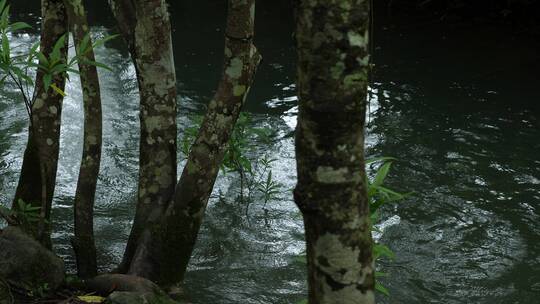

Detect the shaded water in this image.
[1,2,540,303]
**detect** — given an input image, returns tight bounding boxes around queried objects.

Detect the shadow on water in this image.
[1,1,539,303]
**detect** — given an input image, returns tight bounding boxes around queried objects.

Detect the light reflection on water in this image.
[1,20,539,304]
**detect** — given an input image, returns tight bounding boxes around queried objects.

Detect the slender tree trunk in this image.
[64,0,102,279]
[294,1,375,303]
[109,0,178,273]
[126,0,261,287]
[12,0,68,247]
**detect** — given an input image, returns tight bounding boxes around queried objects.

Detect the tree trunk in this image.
[109,0,178,273]
[126,0,261,287]
[294,1,375,303]
[12,0,68,247]
[64,0,102,279]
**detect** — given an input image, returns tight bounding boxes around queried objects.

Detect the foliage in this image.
[254,157,283,208]
[0,199,43,233]
[25,282,49,298]
[182,112,283,204]
[0,0,115,120]
[366,157,410,296]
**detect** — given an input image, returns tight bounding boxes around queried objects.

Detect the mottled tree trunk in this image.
[12,0,68,247]
[109,0,178,273]
[294,1,375,303]
[64,0,102,279]
[125,0,261,287]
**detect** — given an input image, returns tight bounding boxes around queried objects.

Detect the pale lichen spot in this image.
[87,135,97,145]
[315,233,371,286]
[233,85,246,96]
[46,138,53,146]
[357,55,370,67]
[316,166,349,184]
[225,58,243,79]
[145,116,163,133]
[48,106,57,114]
[321,284,375,304]
[347,31,367,48]
[343,72,367,90]
[148,184,159,194]
[250,2,255,21]
[34,98,44,109]
[224,47,232,58]
[249,45,257,58]
[331,62,346,80]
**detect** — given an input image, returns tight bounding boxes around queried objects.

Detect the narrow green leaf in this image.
[50,34,66,63]
[78,33,91,55]
[375,281,390,296]
[50,83,66,96]
[91,34,119,49]
[0,0,7,15]
[43,73,51,90]
[37,51,49,68]
[1,31,10,61]
[8,21,31,32]
[81,59,112,71]
[373,162,392,187]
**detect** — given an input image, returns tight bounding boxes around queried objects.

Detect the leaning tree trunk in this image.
[12,0,68,247]
[294,1,375,303]
[108,0,177,273]
[64,0,102,279]
[126,0,261,287]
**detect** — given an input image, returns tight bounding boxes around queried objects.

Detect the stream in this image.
[1,1,539,303]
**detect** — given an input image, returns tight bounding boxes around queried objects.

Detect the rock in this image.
[87,274,183,304]
[105,291,180,304]
[0,226,65,293]
[85,274,162,294]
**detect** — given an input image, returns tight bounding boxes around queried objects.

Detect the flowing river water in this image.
[1,2,539,303]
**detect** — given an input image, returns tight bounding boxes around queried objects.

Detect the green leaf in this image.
[375,271,389,278]
[0,1,8,28]
[293,254,307,264]
[373,243,395,260]
[375,281,390,296]
[8,21,31,32]
[91,34,119,49]
[11,66,32,84]
[77,33,91,55]
[50,34,66,64]
[43,73,52,90]
[373,162,392,187]
[37,51,49,68]
[0,0,7,15]
[1,31,9,62]
[50,83,66,96]
[81,59,112,71]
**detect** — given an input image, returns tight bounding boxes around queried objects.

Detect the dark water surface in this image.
[1,2,539,303]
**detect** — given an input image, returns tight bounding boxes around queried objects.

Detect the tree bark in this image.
[64,0,102,279]
[125,0,261,287]
[12,0,68,247]
[109,0,178,273]
[294,1,375,303]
